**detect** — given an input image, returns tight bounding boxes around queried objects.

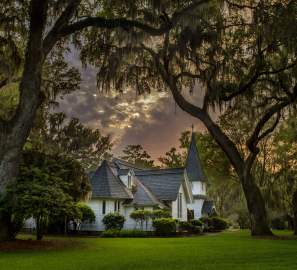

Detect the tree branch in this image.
[247,100,291,154]
[59,0,209,37]
[143,45,244,175]
[43,0,82,56]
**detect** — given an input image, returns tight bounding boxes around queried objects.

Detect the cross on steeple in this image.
[191,124,194,134]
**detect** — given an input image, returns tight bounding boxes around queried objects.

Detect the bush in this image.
[178,221,193,232]
[151,209,171,219]
[199,216,228,232]
[101,229,120,237]
[102,213,125,230]
[152,218,176,236]
[119,229,151,237]
[211,217,229,231]
[190,219,203,234]
[190,219,203,227]
[76,203,95,223]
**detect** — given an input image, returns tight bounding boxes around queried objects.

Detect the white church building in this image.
[82,133,215,231]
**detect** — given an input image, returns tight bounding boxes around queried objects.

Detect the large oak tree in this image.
[93,0,297,235]
[0,0,206,240]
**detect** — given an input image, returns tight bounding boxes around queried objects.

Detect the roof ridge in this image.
[112,157,144,170]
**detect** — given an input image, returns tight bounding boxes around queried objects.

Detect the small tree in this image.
[4,151,81,240]
[71,203,95,232]
[102,213,125,230]
[130,210,146,229]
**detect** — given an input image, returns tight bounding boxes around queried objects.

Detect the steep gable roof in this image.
[186,133,207,182]
[126,177,165,207]
[135,168,185,201]
[91,160,133,199]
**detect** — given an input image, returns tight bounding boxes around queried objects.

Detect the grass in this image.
[0,230,297,270]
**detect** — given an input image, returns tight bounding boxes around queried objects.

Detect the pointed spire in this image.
[186,132,207,182]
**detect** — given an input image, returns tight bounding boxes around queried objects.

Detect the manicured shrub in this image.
[102,213,125,230]
[152,218,176,236]
[101,229,120,237]
[211,217,229,231]
[151,209,171,219]
[199,216,228,232]
[199,217,212,227]
[130,210,146,229]
[190,219,203,227]
[190,219,203,234]
[119,229,151,237]
[178,221,193,232]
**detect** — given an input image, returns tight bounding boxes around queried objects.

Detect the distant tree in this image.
[121,144,155,168]
[158,147,184,168]
[270,115,297,234]
[28,112,112,171]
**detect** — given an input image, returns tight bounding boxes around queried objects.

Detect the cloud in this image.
[57,49,216,161]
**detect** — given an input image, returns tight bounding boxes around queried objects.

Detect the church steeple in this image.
[186,131,207,182]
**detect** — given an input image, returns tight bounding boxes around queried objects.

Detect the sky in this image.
[57,50,213,161]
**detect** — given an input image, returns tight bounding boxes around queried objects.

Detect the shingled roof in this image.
[186,133,207,182]
[135,168,185,201]
[91,160,133,199]
[126,177,165,207]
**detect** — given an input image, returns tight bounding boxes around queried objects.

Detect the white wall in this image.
[187,199,204,219]
[82,199,154,231]
[23,217,36,230]
[82,199,124,231]
[191,181,206,196]
[172,185,188,221]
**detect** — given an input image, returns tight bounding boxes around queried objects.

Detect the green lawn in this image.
[1,231,297,270]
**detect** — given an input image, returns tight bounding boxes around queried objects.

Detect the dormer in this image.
[118,168,135,189]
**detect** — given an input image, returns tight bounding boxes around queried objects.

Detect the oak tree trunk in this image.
[241,172,272,236]
[292,190,297,235]
[0,0,47,241]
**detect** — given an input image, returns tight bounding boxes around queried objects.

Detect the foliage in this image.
[190,219,203,227]
[102,213,125,230]
[101,229,120,238]
[236,208,251,229]
[199,216,228,232]
[178,221,194,233]
[121,145,155,168]
[130,210,146,229]
[118,229,151,238]
[76,203,95,224]
[151,209,171,219]
[101,229,151,238]
[152,218,176,236]
[27,112,112,171]
[211,217,229,231]
[1,150,89,240]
